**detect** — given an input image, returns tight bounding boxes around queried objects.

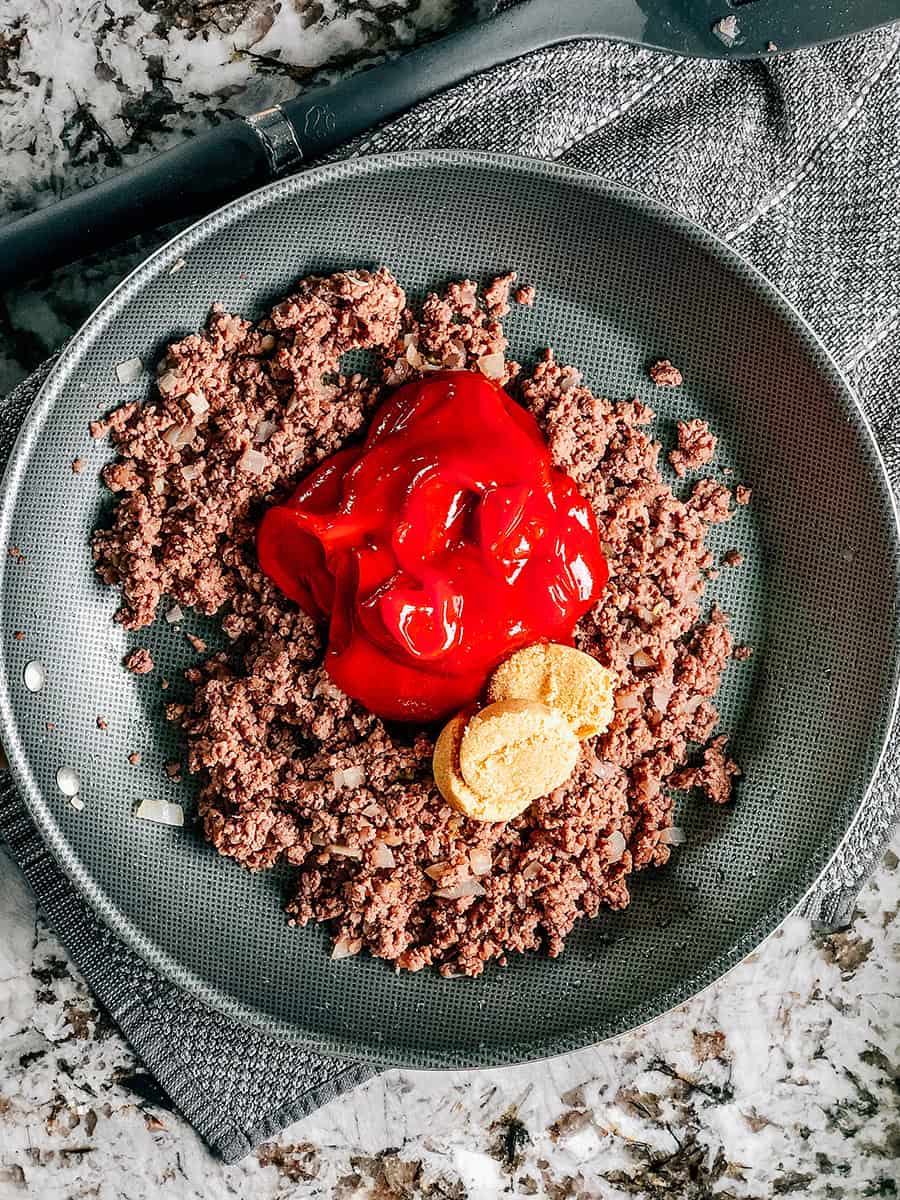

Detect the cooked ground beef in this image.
[123,647,154,675]
[649,359,683,387]
[670,735,740,805]
[669,418,716,477]
[93,269,741,977]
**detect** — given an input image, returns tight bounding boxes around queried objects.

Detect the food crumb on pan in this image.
[96,715,109,731]
[165,760,182,780]
[128,751,141,766]
[45,721,54,733]
[13,631,25,641]
[7,545,25,563]
[735,484,752,505]
[721,549,744,568]
[515,284,536,306]
[92,267,745,978]
[482,271,517,317]
[71,457,85,475]
[186,633,207,654]
[733,644,754,661]
[669,418,716,477]
[688,478,733,524]
[649,358,683,387]
[712,15,740,47]
[671,735,740,804]
[123,647,154,675]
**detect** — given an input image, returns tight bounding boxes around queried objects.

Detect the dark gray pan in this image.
[1,151,898,1068]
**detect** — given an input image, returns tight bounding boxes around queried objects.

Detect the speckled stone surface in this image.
[1,2,899,1195]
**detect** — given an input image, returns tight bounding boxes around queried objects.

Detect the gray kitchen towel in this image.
[2,24,900,1162]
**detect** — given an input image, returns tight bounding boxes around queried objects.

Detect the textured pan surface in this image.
[1,151,898,1068]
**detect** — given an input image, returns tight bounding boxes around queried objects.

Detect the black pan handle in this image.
[0,0,621,289]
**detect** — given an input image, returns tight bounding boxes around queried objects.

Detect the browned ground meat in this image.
[94,269,741,977]
[721,548,744,568]
[670,735,740,805]
[733,644,754,661]
[669,418,716,477]
[649,359,683,387]
[735,484,752,505]
[123,647,154,674]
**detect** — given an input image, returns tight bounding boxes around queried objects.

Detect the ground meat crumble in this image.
[669,418,716,477]
[93,268,742,977]
[123,647,154,675]
[649,359,683,387]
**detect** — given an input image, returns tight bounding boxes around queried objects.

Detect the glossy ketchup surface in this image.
[257,371,608,721]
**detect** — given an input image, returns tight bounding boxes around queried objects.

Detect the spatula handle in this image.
[0,1,609,289]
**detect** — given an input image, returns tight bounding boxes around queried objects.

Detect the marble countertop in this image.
[1,3,899,1196]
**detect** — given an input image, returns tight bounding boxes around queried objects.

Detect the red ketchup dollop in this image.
[257,371,608,721]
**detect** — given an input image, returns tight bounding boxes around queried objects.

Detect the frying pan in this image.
[1,151,898,1067]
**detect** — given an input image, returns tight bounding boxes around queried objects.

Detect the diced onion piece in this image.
[592,758,619,781]
[405,342,423,369]
[683,694,706,714]
[162,423,194,448]
[254,419,276,444]
[23,661,46,692]
[607,830,627,863]
[331,936,363,960]
[332,766,365,790]
[381,834,403,847]
[424,861,450,881]
[469,848,492,876]
[168,258,186,275]
[327,843,362,858]
[157,371,180,395]
[185,390,208,415]
[56,766,80,797]
[309,833,328,846]
[521,861,543,881]
[238,447,268,474]
[632,650,655,668]
[661,826,687,846]
[651,684,673,712]
[135,798,184,827]
[70,796,85,812]
[434,877,486,900]
[115,357,144,384]
[165,604,184,624]
[476,352,506,379]
[615,688,641,711]
[180,462,204,482]
[372,842,396,869]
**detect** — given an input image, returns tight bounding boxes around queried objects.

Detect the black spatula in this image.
[2,0,897,287]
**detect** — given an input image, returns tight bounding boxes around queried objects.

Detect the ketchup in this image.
[257,371,608,721]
